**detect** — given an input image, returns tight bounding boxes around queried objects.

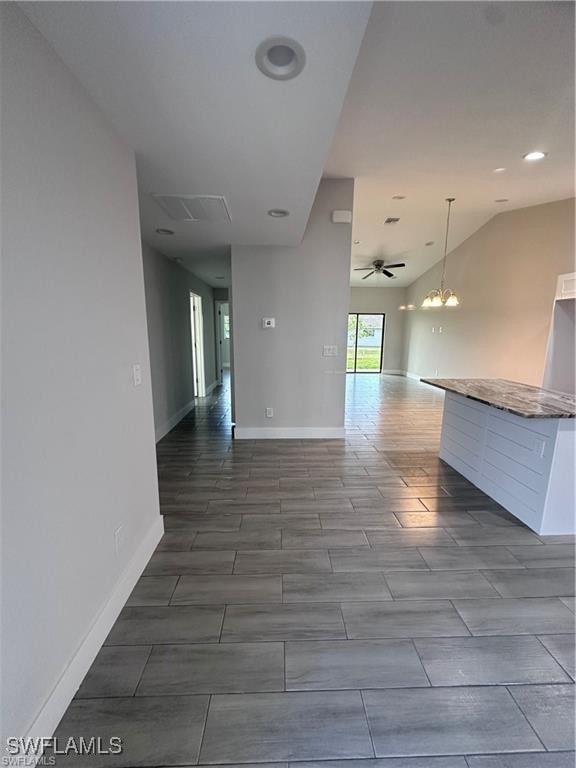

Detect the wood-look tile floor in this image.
[55,374,575,766]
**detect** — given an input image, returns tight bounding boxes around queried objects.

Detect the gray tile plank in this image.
[362,687,542,757]
[466,752,576,767]
[76,646,152,698]
[234,549,332,574]
[283,573,392,602]
[342,600,470,639]
[394,511,479,528]
[282,529,370,549]
[191,529,281,549]
[320,513,402,529]
[143,550,235,575]
[506,544,576,569]
[105,605,224,645]
[385,571,499,600]
[126,576,179,606]
[538,635,576,679]
[414,635,571,686]
[509,684,576,750]
[199,691,374,763]
[136,642,284,695]
[290,759,467,768]
[444,527,542,547]
[171,574,282,604]
[418,547,524,571]
[368,529,457,548]
[52,696,209,766]
[482,568,575,597]
[330,548,429,572]
[222,603,346,641]
[453,597,576,635]
[285,639,429,690]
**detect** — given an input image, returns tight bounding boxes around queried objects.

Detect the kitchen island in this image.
[422,378,576,535]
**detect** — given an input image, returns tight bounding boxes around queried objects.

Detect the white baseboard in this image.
[155,400,195,442]
[24,516,164,746]
[206,380,218,395]
[405,371,421,380]
[234,426,346,440]
[381,369,405,375]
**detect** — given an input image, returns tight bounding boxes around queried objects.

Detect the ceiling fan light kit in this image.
[354,259,406,280]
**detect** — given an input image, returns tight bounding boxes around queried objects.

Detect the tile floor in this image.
[54,374,575,766]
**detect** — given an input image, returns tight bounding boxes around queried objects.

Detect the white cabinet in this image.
[555,272,576,300]
[439,392,575,535]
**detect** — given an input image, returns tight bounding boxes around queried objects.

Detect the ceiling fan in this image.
[354,259,406,280]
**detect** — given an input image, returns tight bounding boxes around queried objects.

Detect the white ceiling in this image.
[21,2,574,290]
[325,1,575,287]
[21,1,371,286]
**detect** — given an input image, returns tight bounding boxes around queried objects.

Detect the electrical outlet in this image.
[265,407,274,418]
[323,345,338,357]
[114,525,124,558]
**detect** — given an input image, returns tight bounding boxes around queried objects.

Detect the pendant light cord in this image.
[440,197,455,291]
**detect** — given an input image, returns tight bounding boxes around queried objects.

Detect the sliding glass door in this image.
[347,313,385,373]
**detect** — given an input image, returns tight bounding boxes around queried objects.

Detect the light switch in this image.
[132,364,142,387]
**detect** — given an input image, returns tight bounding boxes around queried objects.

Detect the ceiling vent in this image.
[384,217,400,224]
[152,194,231,222]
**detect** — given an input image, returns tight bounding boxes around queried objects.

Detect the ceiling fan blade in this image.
[353,267,372,271]
[384,262,406,269]
[382,269,395,278]
[362,270,375,280]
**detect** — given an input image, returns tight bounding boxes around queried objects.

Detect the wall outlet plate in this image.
[323,345,338,357]
[262,318,275,329]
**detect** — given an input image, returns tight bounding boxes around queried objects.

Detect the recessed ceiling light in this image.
[156,227,174,235]
[495,198,509,203]
[425,241,434,246]
[256,37,306,81]
[268,208,290,218]
[392,195,406,200]
[523,151,547,162]
[493,167,506,173]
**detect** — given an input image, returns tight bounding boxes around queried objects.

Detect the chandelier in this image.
[421,197,460,308]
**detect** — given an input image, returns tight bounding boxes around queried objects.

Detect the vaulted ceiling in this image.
[327,2,574,287]
[22,1,574,289]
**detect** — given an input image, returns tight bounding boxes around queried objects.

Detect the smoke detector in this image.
[152,194,231,222]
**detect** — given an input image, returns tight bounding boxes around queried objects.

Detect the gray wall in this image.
[1,5,160,742]
[349,287,407,372]
[231,179,353,436]
[142,244,218,441]
[403,198,575,384]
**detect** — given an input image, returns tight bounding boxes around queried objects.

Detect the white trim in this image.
[206,380,218,395]
[155,400,195,442]
[405,371,421,380]
[234,426,346,440]
[24,516,164,748]
[381,369,404,375]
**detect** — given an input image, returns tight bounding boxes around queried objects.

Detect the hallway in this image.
[55,375,575,766]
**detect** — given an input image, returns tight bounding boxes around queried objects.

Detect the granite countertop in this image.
[421,378,576,419]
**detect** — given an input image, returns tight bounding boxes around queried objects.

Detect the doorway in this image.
[347,313,385,373]
[215,301,231,384]
[190,293,206,396]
